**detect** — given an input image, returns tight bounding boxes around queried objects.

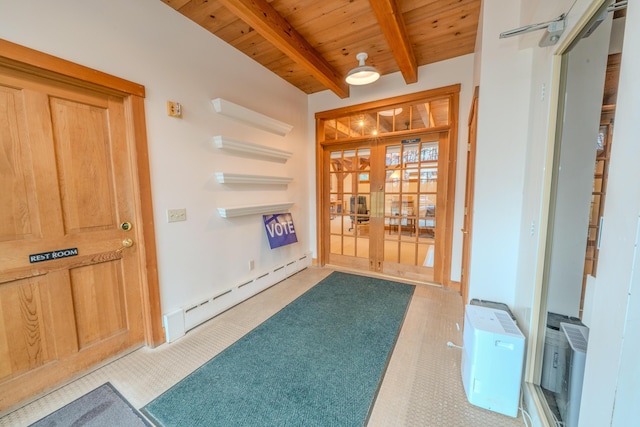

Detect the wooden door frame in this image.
[315,85,460,287]
[461,86,479,306]
[0,39,164,347]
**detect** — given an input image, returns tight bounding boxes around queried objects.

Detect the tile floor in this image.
[0,267,524,427]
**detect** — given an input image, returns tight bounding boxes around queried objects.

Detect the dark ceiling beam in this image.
[369,0,418,84]
[218,0,350,98]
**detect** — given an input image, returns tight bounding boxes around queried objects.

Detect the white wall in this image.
[513,0,577,359]
[308,54,475,284]
[468,0,533,307]
[0,0,310,317]
[503,0,640,424]
[580,1,640,424]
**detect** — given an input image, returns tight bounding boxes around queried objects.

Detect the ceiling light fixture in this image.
[345,52,380,86]
[379,107,403,117]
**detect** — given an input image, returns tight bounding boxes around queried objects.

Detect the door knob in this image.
[115,238,134,255]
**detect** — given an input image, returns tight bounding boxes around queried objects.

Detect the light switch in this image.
[167,208,186,223]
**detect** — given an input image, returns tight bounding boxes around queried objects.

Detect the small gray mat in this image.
[30,382,150,427]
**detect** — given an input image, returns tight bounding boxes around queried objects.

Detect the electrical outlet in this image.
[167,208,187,223]
[167,101,182,118]
[249,260,255,271]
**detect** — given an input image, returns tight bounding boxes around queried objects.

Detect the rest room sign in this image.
[263,213,298,249]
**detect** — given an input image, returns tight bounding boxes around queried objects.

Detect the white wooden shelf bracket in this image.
[212,98,293,136]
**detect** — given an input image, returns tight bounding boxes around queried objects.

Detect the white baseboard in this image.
[163,252,312,343]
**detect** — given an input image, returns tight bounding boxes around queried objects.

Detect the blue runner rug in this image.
[142,271,414,426]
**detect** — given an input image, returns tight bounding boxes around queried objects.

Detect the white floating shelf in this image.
[212,98,293,136]
[215,172,293,186]
[213,136,292,163]
[218,202,294,218]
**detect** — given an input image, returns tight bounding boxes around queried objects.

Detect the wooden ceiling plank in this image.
[218,0,350,98]
[403,0,479,21]
[231,32,280,61]
[368,0,418,84]
[413,33,477,65]
[277,0,364,29]
[214,17,255,42]
[161,0,191,10]
[161,0,481,95]
[289,0,373,37]
[229,34,332,94]
[408,13,479,38]
[312,24,386,57]
[174,0,236,33]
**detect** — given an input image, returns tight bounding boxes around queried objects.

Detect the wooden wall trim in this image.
[448,280,461,293]
[128,96,165,347]
[315,117,327,266]
[0,38,145,97]
[315,84,461,119]
[442,90,459,288]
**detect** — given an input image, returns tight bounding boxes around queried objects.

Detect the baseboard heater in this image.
[163,252,312,343]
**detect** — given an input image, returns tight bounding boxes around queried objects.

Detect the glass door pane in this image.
[382,138,438,281]
[328,148,371,268]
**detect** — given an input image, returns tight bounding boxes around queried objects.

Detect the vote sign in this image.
[263,213,298,249]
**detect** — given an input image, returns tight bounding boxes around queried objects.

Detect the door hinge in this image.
[467,142,471,152]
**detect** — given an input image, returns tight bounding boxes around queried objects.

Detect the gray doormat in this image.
[30,382,150,427]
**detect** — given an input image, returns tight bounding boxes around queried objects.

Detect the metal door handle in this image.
[116,238,134,255]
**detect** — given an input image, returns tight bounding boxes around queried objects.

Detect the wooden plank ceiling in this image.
[161,0,480,98]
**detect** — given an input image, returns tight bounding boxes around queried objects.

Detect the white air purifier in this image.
[557,322,589,427]
[461,304,525,417]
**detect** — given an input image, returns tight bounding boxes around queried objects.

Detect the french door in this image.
[325,131,449,283]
